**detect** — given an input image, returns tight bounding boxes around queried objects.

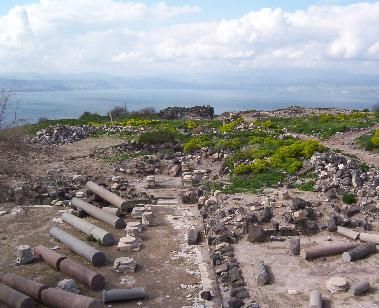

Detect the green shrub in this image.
[342,193,357,204]
[220,118,244,134]
[215,138,244,150]
[138,129,177,145]
[370,130,379,147]
[250,159,268,173]
[79,112,105,122]
[234,163,251,175]
[357,130,379,151]
[228,171,284,193]
[183,136,212,153]
[296,180,315,192]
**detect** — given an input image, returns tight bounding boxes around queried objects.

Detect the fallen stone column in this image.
[0,272,47,301]
[102,288,147,303]
[255,261,269,286]
[337,226,360,240]
[101,207,121,217]
[288,238,300,256]
[34,245,105,290]
[342,242,376,262]
[350,281,370,296]
[71,198,125,229]
[0,284,35,308]
[33,245,66,270]
[40,288,103,308]
[49,227,106,266]
[168,165,181,177]
[62,213,115,246]
[309,290,322,308]
[86,181,127,211]
[359,232,379,245]
[302,242,360,260]
[59,258,105,291]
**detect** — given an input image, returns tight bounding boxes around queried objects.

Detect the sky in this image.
[0,0,379,83]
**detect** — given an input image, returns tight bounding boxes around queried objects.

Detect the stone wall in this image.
[158,105,214,119]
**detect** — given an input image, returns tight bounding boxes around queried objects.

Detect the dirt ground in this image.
[294,124,379,169]
[0,136,219,307]
[235,233,379,308]
[323,125,379,168]
[1,127,379,308]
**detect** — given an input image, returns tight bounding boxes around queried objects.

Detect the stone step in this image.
[156,199,179,206]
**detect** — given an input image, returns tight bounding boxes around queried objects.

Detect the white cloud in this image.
[0,1,379,74]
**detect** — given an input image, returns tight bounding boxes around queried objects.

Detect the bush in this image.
[370,130,379,147]
[342,193,357,204]
[234,163,251,175]
[138,129,177,146]
[130,107,156,117]
[38,117,49,123]
[79,111,104,122]
[220,118,244,134]
[183,136,212,153]
[109,105,128,119]
[215,138,244,150]
[0,90,11,129]
[227,171,284,193]
[296,180,315,192]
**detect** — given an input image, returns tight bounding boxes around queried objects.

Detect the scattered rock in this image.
[57,279,80,294]
[113,257,137,273]
[248,226,265,243]
[200,290,212,301]
[187,229,200,245]
[16,245,34,265]
[326,277,349,293]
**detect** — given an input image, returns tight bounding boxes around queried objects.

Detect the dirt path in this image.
[294,125,379,168]
[322,125,379,168]
[0,136,218,307]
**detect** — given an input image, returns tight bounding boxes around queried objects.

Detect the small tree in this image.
[38,117,49,123]
[79,111,104,122]
[131,107,156,117]
[109,105,128,120]
[0,90,11,129]
[372,102,379,112]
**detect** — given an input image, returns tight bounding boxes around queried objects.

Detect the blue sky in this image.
[1,0,378,17]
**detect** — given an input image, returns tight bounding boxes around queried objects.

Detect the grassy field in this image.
[25,110,379,193]
[356,130,379,152]
[261,112,379,139]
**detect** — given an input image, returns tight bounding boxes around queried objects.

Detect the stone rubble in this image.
[326,277,349,293]
[113,257,137,273]
[32,125,95,145]
[57,279,80,294]
[15,245,34,265]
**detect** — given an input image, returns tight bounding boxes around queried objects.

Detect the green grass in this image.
[224,171,284,193]
[99,152,149,162]
[356,132,379,152]
[294,172,317,192]
[295,180,316,192]
[265,112,379,139]
[342,193,357,204]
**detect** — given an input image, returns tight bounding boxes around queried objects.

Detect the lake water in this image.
[4,86,379,123]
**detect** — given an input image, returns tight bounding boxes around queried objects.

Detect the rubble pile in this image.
[93,142,147,158]
[159,105,214,119]
[114,155,162,175]
[311,152,379,200]
[199,193,253,307]
[32,125,95,145]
